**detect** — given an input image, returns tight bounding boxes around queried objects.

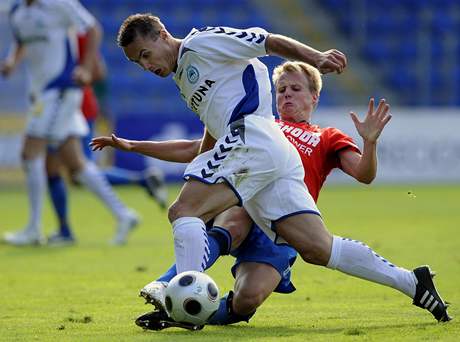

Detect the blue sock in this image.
[156,227,232,282]
[207,291,255,325]
[48,175,71,236]
[156,264,177,282]
[104,167,143,186]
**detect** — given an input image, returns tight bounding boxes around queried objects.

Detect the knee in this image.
[168,200,191,223]
[225,222,248,250]
[298,240,331,266]
[45,161,59,177]
[233,286,266,315]
[21,148,34,162]
[62,156,85,175]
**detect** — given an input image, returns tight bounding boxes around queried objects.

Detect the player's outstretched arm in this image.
[265,34,347,74]
[90,134,202,163]
[339,98,392,184]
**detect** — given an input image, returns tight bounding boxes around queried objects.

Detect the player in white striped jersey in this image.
[116,13,449,323]
[1,0,138,245]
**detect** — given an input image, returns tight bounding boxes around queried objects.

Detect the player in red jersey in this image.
[92,60,450,328]
[274,62,374,203]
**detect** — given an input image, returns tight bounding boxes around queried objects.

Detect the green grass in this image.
[1,183,459,341]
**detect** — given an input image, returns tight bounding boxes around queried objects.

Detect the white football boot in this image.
[140,280,168,312]
[4,228,43,246]
[111,210,140,245]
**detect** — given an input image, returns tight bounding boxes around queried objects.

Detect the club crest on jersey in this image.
[186,65,200,84]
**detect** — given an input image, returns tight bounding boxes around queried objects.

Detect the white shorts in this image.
[26,88,88,146]
[184,115,320,244]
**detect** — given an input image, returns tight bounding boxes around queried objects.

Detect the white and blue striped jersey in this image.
[173,26,273,139]
[9,0,95,96]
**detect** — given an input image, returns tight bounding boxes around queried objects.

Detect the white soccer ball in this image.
[164,271,220,325]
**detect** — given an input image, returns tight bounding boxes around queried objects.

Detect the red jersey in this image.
[77,34,99,121]
[277,120,361,202]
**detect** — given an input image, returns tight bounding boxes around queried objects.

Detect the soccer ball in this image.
[164,271,220,325]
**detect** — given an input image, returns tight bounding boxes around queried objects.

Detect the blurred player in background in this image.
[45,28,166,245]
[1,0,139,246]
[76,31,167,208]
[44,29,105,245]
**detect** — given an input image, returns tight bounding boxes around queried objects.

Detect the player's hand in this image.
[0,60,15,78]
[350,98,392,144]
[72,65,92,86]
[90,134,133,152]
[315,49,347,74]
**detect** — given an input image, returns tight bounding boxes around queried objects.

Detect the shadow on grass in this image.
[0,242,76,257]
[137,321,438,339]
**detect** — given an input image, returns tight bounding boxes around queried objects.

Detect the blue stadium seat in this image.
[431,10,456,35]
[386,67,417,92]
[393,41,417,62]
[362,40,392,64]
[317,0,460,105]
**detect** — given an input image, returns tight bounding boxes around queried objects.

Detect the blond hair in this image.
[272,61,322,96]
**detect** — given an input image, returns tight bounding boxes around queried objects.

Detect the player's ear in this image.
[312,93,319,106]
[159,29,168,40]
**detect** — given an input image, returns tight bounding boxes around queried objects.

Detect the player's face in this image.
[123,32,175,77]
[275,71,318,123]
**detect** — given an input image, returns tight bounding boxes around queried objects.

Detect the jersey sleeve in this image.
[184,26,269,61]
[327,127,361,155]
[55,0,96,33]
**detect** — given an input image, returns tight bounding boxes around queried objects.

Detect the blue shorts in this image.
[230,224,297,294]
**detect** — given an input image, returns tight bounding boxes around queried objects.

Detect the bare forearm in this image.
[355,140,377,184]
[266,34,321,66]
[7,43,25,67]
[81,24,101,72]
[130,139,201,163]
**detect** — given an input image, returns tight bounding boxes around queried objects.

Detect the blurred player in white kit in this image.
[1,0,138,245]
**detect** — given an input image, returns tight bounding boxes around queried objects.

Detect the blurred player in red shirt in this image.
[77,32,101,158]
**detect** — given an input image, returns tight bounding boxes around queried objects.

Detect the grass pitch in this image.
[1,183,459,341]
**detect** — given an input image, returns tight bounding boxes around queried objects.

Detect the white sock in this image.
[172,217,209,273]
[23,157,46,233]
[77,161,129,220]
[327,236,416,298]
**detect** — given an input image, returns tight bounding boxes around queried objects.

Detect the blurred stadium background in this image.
[1,0,460,186]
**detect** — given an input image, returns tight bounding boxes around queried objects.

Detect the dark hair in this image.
[117,13,163,47]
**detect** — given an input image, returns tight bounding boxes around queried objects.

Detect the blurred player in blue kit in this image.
[91,13,451,329]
